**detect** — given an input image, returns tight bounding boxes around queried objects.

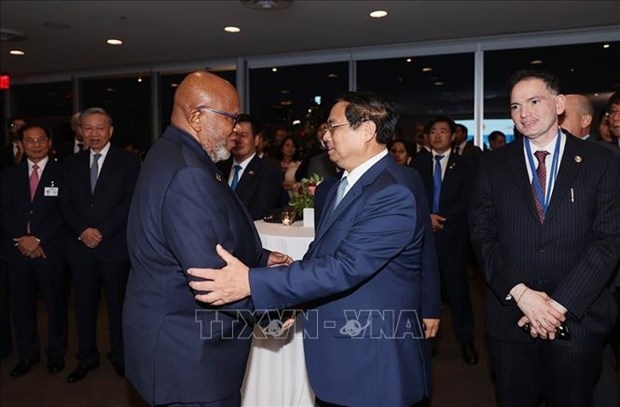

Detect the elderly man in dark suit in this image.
[470,70,620,407]
[411,116,478,365]
[60,107,140,383]
[123,71,288,407]
[217,114,283,220]
[0,123,68,377]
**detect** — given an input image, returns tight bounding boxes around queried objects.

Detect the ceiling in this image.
[1,0,619,80]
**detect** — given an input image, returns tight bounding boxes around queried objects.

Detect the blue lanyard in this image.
[524,130,562,217]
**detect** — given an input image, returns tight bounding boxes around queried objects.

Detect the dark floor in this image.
[0,270,495,407]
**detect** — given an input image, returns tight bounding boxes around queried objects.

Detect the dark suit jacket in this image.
[411,150,475,251]
[0,144,25,169]
[0,158,66,263]
[217,155,283,220]
[249,154,440,406]
[60,144,140,263]
[123,126,270,405]
[470,134,620,347]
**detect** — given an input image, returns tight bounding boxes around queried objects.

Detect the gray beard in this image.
[210,144,231,162]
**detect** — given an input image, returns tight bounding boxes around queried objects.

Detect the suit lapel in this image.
[506,140,542,223]
[313,155,390,245]
[544,136,580,223]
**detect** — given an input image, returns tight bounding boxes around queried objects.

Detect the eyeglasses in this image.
[23,137,48,145]
[196,106,240,127]
[325,121,349,134]
[606,109,620,117]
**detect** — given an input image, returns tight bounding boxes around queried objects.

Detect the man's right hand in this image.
[430,214,446,232]
[513,285,565,339]
[80,228,103,248]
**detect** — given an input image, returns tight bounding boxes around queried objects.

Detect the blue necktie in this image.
[333,176,348,211]
[90,153,101,193]
[230,165,242,191]
[432,155,444,213]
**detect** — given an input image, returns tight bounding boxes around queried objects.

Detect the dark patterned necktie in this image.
[532,150,549,222]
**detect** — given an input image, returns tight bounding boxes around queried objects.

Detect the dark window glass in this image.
[12,81,73,144]
[357,53,474,146]
[81,75,151,152]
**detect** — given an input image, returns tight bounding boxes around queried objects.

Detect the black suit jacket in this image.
[60,144,140,263]
[470,134,620,346]
[0,158,66,263]
[218,155,283,220]
[411,150,475,251]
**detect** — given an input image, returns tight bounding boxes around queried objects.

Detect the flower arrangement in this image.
[289,173,323,212]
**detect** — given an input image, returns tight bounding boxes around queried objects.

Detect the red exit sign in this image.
[0,75,10,89]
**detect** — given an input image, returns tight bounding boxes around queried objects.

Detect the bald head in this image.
[171,71,241,161]
[560,94,594,139]
[171,71,238,128]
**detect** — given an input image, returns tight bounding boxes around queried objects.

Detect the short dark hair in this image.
[427,116,456,134]
[507,69,561,95]
[17,122,52,141]
[488,130,506,143]
[455,124,468,134]
[607,91,620,110]
[238,114,261,136]
[337,91,399,145]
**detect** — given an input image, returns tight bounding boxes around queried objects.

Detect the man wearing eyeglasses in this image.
[123,71,289,407]
[1,123,68,377]
[188,91,441,407]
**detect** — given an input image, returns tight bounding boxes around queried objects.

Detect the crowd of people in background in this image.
[0,75,618,406]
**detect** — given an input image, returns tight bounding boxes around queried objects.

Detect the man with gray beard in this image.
[123,71,288,406]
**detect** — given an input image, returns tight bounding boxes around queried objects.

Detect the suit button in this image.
[538,247,545,253]
[90,204,94,208]
[30,210,34,214]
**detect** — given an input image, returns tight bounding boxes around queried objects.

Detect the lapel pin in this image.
[216,173,222,182]
[574,155,582,163]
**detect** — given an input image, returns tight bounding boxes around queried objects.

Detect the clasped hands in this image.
[13,235,46,258]
[512,283,567,341]
[188,244,291,306]
[80,227,103,248]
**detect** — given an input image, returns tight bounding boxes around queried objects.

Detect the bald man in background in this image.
[559,94,594,140]
[123,71,287,406]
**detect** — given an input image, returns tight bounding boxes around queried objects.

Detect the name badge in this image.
[44,187,59,197]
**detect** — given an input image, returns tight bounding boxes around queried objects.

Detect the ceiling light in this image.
[272,67,278,72]
[224,26,241,33]
[434,81,444,86]
[369,10,388,18]
[137,76,143,83]
[0,28,27,41]
[422,67,433,72]
[530,59,543,65]
[603,43,610,49]
[328,73,338,78]
[9,49,25,56]
[171,83,179,88]
[107,39,123,45]
[406,58,412,63]
[240,0,292,10]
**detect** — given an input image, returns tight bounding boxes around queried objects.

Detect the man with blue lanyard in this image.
[470,69,620,407]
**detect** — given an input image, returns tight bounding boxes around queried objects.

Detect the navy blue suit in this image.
[412,150,476,345]
[249,154,440,406]
[470,134,620,406]
[0,158,68,361]
[124,126,270,405]
[218,154,283,220]
[60,144,140,367]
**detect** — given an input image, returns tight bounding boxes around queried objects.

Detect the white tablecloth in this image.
[241,221,315,407]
